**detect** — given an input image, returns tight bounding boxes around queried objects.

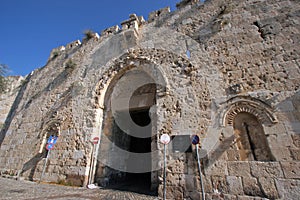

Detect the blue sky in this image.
[0,0,180,76]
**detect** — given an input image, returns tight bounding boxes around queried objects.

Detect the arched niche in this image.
[233,112,275,161]
[39,120,61,154]
[222,96,277,161]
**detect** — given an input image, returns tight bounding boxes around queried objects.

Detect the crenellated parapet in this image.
[148,7,171,23]
[101,25,120,37]
[120,13,145,34]
[47,0,198,62]
[65,40,81,51]
[176,0,200,9]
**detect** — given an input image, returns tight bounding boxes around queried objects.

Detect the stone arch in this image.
[38,119,61,154]
[89,48,211,192]
[222,96,277,127]
[92,48,211,135]
[221,96,276,161]
[94,50,171,110]
[93,53,170,195]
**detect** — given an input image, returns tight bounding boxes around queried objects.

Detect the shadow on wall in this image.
[274,90,300,135]
[20,152,46,181]
[0,73,33,147]
[202,135,235,169]
[0,61,79,148]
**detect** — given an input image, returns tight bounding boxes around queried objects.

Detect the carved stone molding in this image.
[221,96,278,126]
[94,48,198,109]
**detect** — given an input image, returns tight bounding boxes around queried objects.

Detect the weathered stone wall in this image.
[0,76,24,126]
[0,0,299,199]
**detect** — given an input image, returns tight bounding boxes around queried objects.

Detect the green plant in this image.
[52,50,60,58]
[84,29,95,40]
[65,59,76,70]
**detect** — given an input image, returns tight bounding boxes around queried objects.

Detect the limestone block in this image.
[209,149,228,161]
[101,25,120,36]
[194,175,212,193]
[221,126,234,138]
[182,18,193,25]
[65,40,81,50]
[227,149,241,161]
[0,145,9,151]
[148,7,170,23]
[277,111,298,123]
[291,134,300,148]
[226,176,244,195]
[242,177,263,197]
[280,161,300,179]
[284,122,300,134]
[187,191,201,200]
[182,174,195,191]
[205,160,228,176]
[91,30,137,67]
[168,160,185,174]
[267,133,294,148]
[290,148,300,160]
[258,177,279,199]
[237,196,264,200]
[271,147,293,161]
[211,176,228,194]
[275,178,300,200]
[250,162,284,178]
[73,150,84,159]
[227,161,251,177]
[158,185,183,200]
[166,173,179,186]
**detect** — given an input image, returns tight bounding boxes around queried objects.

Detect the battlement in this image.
[47,0,205,62]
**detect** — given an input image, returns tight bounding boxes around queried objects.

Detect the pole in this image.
[196,144,205,200]
[88,144,95,185]
[163,143,167,200]
[40,150,50,183]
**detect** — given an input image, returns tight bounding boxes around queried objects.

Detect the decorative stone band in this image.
[221,96,278,127]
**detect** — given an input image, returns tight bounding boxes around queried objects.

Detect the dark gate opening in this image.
[105,109,156,196]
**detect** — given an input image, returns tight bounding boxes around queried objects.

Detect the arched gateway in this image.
[93,62,168,195]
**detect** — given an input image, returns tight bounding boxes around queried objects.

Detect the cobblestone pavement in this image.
[0,177,159,200]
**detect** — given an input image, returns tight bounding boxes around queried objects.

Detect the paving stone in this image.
[0,177,157,200]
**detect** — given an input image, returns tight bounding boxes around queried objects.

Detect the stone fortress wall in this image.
[0,0,299,199]
[0,76,24,127]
